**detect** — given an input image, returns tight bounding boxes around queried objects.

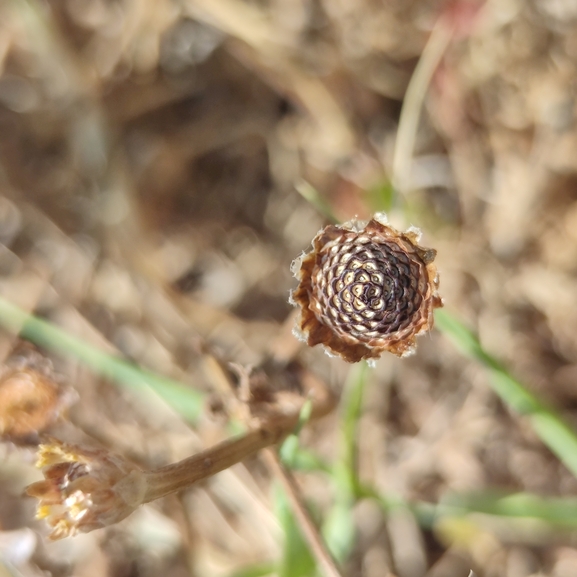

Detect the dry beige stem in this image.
[291,213,442,362]
[26,430,287,540]
[26,362,336,540]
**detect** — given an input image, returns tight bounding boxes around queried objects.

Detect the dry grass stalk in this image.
[26,361,336,540]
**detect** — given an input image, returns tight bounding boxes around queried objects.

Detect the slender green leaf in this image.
[274,486,316,577]
[322,363,370,563]
[363,483,577,530]
[295,181,339,224]
[367,180,396,214]
[0,296,204,423]
[435,308,577,478]
[227,563,276,577]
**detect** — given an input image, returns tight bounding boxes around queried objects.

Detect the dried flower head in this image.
[0,347,75,440]
[290,214,442,362]
[26,440,146,539]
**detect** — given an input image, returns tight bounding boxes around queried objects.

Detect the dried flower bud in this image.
[26,440,146,539]
[0,348,75,440]
[27,428,297,539]
[290,214,442,362]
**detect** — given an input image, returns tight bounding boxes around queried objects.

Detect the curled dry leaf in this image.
[290,213,442,362]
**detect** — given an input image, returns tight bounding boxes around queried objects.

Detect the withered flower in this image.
[27,433,287,540]
[26,440,146,540]
[290,214,442,362]
[0,348,75,440]
[26,363,336,540]
[27,430,300,539]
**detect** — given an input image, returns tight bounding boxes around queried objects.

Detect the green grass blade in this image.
[363,484,577,531]
[321,500,355,565]
[442,492,577,528]
[274,485,317,577]
[366,180,397,214]
[226,563,276,577]
[435,308,577,478]
[295,181,339,224]
[340,362,369,495]
[322,363,370,563]
[0,296,205,423]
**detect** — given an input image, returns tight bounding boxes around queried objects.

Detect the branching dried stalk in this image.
[263,447,344,577]
[26,362,336,540]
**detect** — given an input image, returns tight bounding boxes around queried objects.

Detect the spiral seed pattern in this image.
[291,215,442,362]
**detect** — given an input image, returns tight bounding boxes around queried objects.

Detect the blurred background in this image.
[2,0,577,576]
